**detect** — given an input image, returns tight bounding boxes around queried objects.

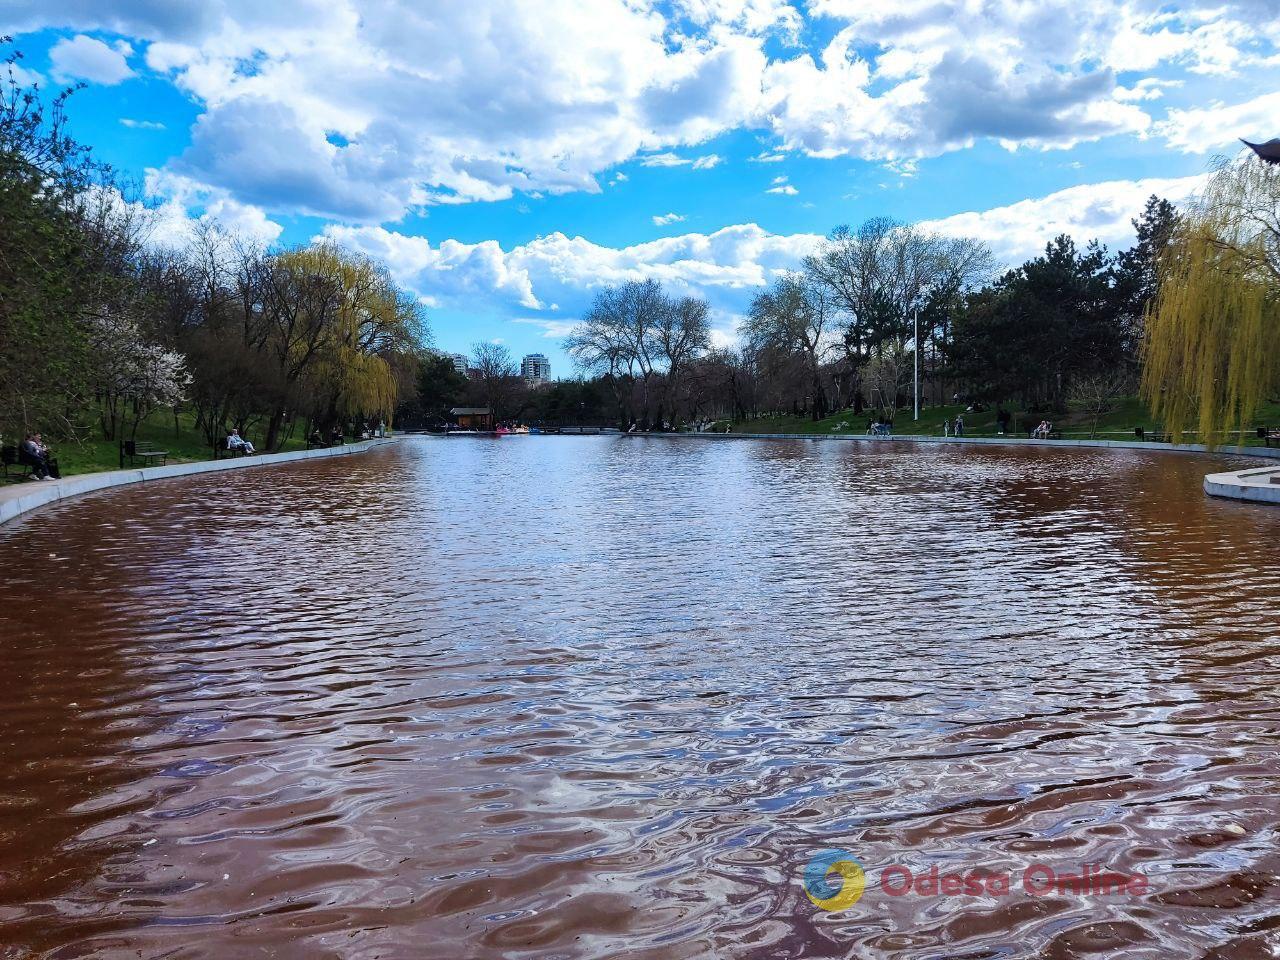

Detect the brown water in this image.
[1,437,1279,960]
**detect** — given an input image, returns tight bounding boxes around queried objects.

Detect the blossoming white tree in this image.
[88,312,191,440]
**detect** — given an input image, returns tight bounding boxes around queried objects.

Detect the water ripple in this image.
[1,437,1279,958]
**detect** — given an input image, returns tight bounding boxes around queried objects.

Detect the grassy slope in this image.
[723,397,1280,445]
[47,411,309,477]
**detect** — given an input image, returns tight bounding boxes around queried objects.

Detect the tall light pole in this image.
[913,308,920,421]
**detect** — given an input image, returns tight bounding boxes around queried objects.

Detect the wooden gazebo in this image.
[450,407,494,430]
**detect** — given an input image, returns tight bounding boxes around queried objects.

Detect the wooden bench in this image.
[1134,428,1170,443]
[120,439,169,468]
[217,436,256,458]
[1027,427,1062,440]
[1257,427,1280,448]
[1,444,33,482]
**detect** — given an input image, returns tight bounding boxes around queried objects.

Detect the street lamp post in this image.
[913,309,920,422]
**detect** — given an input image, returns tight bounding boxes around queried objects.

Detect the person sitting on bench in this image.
[226,429,256,455]
[19,433,60,480]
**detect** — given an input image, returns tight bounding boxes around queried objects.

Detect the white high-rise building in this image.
[521,353,551,385]
[449,353,469,376]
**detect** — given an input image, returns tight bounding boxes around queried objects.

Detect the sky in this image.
[3,0,1278,374]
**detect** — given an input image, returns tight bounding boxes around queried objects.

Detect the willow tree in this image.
[1142,153,1280,445]
[262,245,420,447]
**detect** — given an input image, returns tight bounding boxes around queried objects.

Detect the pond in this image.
[2,436,1278,958]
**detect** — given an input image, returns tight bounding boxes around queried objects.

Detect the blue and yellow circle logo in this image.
[803,849,866,911]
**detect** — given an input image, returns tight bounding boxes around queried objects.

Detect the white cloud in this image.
[749,151,786,162]
[120,117,166,130]
[640,152,693,167]
[922,174,1206,266]
[142,170,284,244]
[513,317,579,339]
[1156,91,1280,154]
[766,175,798,195]
[640,152,723,168]
[49,35,134,85]
[4,62,45,87]
[16,0,1280,219]
[652,212,687,226]
[322,221,820,324]
[1114,77,1180,102]
[320,174,1203,337]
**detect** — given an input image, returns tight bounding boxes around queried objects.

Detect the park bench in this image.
[1134,427,1170,443]
[1257,427,1280,448]
[120,439,168,468]
[1,444,33,482]
[1027,427,1062,440]
[216,435,256,458]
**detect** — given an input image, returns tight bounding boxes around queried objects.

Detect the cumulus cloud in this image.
[922,174,1206,266]
[143,170,285,244]
[120,117,165,130]
[766,175,797,195]
[315,175,1203,338]
[14,0,1279,219]
[652,212,686,226]
[640,152,724,168]
[322,221,820,324]
[1156,91,1280,153]
[49,34,134,85]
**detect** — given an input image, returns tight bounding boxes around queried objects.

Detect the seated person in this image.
[226,428,255,455]
[331,425,344,444]
[308,428,325,448]
[19,433,59,480]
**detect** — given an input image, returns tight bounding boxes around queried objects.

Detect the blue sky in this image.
[5,2,1278,373]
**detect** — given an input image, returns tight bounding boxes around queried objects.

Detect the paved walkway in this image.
[0,439,396,527]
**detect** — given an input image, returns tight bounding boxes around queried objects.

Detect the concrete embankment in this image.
[1204,464,1280,505]
[0,439,397,527]
[626,430,1280,458]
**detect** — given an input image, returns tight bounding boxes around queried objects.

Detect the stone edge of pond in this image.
[626,431,1280,458]
[1204,464,1280,505]
[0,439,399,527]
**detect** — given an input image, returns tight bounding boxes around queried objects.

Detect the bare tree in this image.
[1068,371,1134,438]
[653,294,710,428]
[804,219,993,413]
[470,340,521,420]
[565,278,709,428]
[742,272,836,419]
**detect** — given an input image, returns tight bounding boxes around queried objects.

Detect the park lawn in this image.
[50,410,310,477]
[722,396,1280,445]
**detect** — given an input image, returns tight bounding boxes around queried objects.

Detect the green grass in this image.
[45,410,310,477]
[718,396,1280,445]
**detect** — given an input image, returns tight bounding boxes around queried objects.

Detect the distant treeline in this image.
[538,202,1177,430]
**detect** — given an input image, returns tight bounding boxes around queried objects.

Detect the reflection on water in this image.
[2,436,1279,959]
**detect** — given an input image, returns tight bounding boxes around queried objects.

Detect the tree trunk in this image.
[265,406,286,451]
